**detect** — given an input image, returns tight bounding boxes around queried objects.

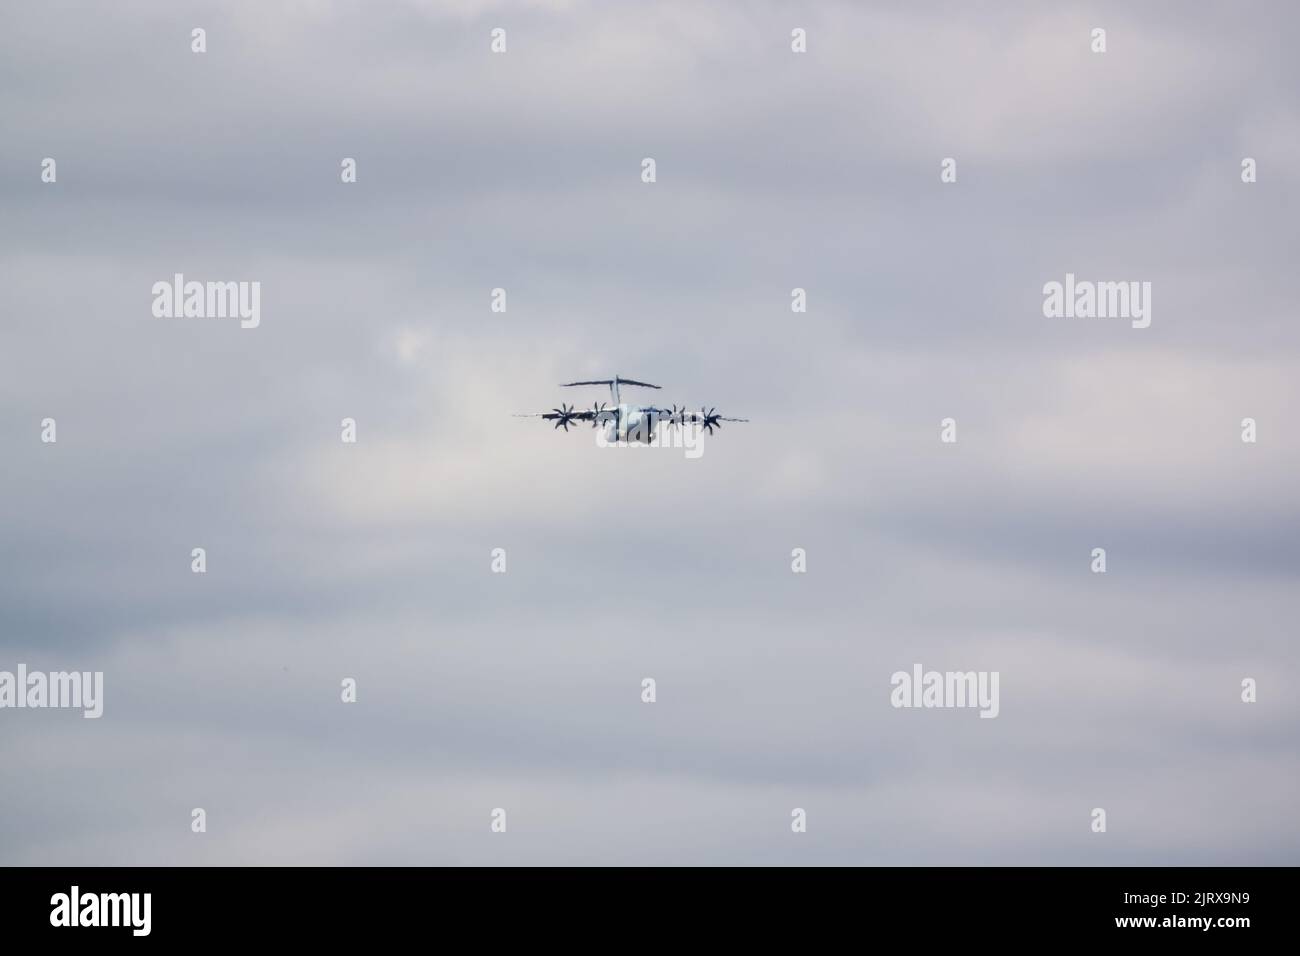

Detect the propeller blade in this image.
[550,401,580,432]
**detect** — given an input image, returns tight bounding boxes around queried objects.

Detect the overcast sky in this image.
[2,0,1297,864]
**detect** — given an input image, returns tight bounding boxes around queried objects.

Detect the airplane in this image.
[514,375,749,444]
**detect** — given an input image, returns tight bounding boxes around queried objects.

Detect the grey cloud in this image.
[1,0,1297,864]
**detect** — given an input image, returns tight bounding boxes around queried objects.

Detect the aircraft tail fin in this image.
[560,375,661,404]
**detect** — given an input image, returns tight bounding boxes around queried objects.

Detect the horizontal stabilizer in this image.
[560,376,661,390]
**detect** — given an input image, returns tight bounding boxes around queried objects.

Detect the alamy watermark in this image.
[1042,272,1151,328]
[152,273,260,328]
[890,663,999,718]
[594,418,706,459]
[50,886,150,936]
[0,664,103,718]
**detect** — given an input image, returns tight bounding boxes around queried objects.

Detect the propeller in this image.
[589,401,609,428]
[551,402,579,431]
[701,406,722,434]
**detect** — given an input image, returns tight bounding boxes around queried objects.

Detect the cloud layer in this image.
[1,0,1297,864]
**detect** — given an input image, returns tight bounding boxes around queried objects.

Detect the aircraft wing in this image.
[512,411,598,421]
[642,407,750,424]
[512,407,611,431]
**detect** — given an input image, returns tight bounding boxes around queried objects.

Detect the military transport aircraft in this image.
[514,375,748,443]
